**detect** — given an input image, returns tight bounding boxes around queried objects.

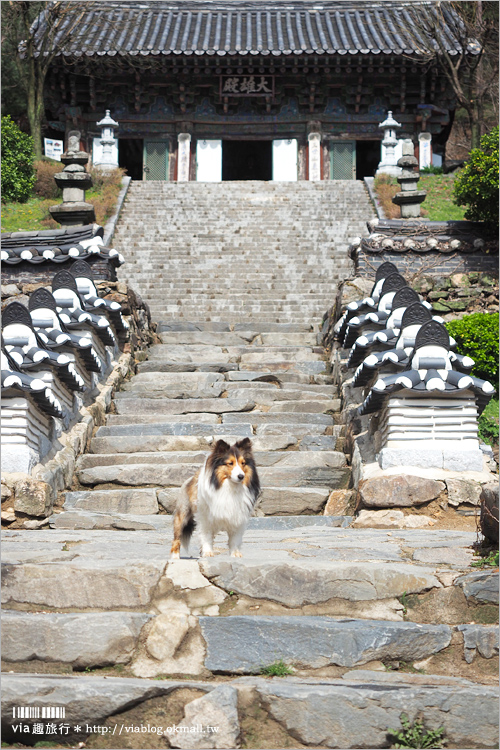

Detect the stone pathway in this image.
[2,319,498,748]
[1,180,498,748]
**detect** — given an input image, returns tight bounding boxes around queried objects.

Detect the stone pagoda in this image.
[49,131,95,227]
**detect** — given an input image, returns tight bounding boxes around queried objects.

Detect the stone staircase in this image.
[114,180,373,324]
[1,182,498,749]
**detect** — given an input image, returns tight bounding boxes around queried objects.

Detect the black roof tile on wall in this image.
[34,1,465,59]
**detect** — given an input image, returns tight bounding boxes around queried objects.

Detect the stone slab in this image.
[114,397,255,415]
[457,624,499,663]
[64,489,159,514]
[222,413,333,425]
[1,611,152,667]
[258,487,330,515]
[199,559,442,607]
[106,413,220,425]
[199,616,451,672]
[300,435,339,451]
[455,570,499,604]
[244,676,499,749]
[359,475,445,508]
[77,464,196,488]
[89,435,253,454]
[170,685,240,749]
[1,674,212,726]
[96,423,253,437]
[138,362,239,373]
[268,399,340,413]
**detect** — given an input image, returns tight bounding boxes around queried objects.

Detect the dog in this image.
[170,438,260,559]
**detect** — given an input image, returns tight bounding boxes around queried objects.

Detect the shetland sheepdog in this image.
[170,438,260,559]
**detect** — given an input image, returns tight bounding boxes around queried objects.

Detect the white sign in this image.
[44,138,63,161]
[177,134,191,182]
[308,133,321,181]
[196,140,222,182]
[418,133,432,169]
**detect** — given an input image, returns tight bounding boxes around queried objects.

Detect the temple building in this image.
[43,0,460,181]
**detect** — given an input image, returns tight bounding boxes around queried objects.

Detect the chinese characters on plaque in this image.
[220,76,274,97]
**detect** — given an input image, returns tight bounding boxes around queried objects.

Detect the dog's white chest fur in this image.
[197,465,254,533]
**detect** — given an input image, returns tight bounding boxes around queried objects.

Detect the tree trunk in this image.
[469,110,482,150]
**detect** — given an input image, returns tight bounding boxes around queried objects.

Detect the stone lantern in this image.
[95,110,119,170]
[376,111,402,177]
[49,131,95,227]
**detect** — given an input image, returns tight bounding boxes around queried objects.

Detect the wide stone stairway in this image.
[2,182,498,749]
[115,180,373,324]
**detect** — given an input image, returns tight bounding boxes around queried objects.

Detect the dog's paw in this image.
[170,552,180,560]
[201,549,214,557]
[230,549,243,558]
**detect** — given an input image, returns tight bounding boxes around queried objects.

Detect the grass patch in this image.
[1,167,125,232]
[388,713,446,749]
[374,173,467,221]
[260,660,294,677]
[1,196,58,232]
[471,549,499,568]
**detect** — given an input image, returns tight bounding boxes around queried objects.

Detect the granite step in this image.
[2,672,497,749]
[2,526,494,622]
[78,450,345,469]
[65,485,335,515]
[76,462,349,492]
[89,432,341,454]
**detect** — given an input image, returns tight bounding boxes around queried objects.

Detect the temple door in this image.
[330,141,356,180]
[143,140,169,180]
[272,139,298,181]
[196,140,222,181]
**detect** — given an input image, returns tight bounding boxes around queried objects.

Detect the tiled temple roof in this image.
[36,1,466,59]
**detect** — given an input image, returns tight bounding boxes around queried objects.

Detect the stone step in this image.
[157,322,315,333]
[3,672,496,750]
[96,422,254,437]
[2,527,493,621]
[137,362,329,382]
[49,512,351,531]
[78,450,345,470]
[65,485,336,515]
[89,432,340,454]
[76,462,349,492]
[113,396,256,415]
[120,381,338,402]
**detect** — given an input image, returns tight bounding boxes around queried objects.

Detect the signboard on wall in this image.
[44,138,63,161]
[220,76,274,98]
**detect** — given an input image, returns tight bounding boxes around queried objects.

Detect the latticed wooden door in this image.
[143,140,169,180]
[330,141,356,180]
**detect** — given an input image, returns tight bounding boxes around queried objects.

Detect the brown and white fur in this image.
[170,438,260,559]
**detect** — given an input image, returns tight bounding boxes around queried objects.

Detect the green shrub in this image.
[478,398,499,446]
[453,127,499,225]
[1,115,36,203]
[445,313,499,385]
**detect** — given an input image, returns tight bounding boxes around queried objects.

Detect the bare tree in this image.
[403,1,499,149]
[2,1,90,158]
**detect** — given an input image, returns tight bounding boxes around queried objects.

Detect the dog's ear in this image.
[235,437,252,454]
[212,439,230,455]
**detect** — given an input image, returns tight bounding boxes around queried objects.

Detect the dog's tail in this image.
[170,476,198,559]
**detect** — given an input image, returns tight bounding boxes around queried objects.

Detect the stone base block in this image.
[1,445,39,474]
[379,447,484,472]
